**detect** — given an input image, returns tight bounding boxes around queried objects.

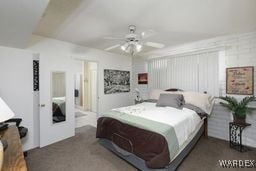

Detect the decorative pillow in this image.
[156,94,184,109]
[183,104,206,117]
[184,105,208,119]
[182,91,214,114]
[149,89,183,100]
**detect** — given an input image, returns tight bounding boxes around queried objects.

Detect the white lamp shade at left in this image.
[0,97,15,122]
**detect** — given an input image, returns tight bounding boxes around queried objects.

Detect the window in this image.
[148,51,219,96]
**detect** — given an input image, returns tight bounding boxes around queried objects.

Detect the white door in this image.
[39,55,75,147]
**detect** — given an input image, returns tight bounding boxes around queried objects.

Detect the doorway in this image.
[74,60,98,128]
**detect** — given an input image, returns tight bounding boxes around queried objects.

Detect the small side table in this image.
[229,122,251,152]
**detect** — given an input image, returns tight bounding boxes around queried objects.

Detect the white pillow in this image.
[149,89,165,100]
[182,91,214,115]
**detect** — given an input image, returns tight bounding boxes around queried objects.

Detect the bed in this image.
[96,89,213,171]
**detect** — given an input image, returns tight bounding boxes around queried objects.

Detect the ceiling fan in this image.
[104,25,165,56]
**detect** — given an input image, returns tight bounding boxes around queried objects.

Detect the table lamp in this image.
[0,97,15,150]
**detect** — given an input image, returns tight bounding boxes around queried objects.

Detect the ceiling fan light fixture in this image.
[105,25,164,56]
[121,45,126,51]
[120,42,142,55]
[136,44,142,52]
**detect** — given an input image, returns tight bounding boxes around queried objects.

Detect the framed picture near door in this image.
[226,66,254,95]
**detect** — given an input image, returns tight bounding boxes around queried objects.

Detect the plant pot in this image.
[233,114,246,124]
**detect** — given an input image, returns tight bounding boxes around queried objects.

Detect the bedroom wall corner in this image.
[132,57,149,100]
[28,34,134,116]
[0,46,35,151]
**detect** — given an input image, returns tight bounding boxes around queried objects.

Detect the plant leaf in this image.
[219,96,255,117]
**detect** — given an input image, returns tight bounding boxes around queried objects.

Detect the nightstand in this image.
[135,99,143,104]
[229,122,251,152]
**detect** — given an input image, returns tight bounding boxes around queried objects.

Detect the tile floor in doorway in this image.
[75,109,97,128]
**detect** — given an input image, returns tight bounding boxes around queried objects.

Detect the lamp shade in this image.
[0,97,15,122]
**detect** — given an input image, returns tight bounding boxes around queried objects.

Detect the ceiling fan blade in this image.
[141,30,157,39]
[103,36,123,40]
[104,44,120,51]
[145,42,165,48]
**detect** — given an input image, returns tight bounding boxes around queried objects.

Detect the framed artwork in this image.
[226,66,254,95]
[138,73,148,84]
[104,69,130,94]
[33,60,39,91]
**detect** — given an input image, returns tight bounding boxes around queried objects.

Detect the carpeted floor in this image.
[26,126,256,171]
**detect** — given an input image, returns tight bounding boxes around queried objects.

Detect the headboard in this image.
[165,88,183,92]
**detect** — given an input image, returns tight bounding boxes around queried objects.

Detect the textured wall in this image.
[133,31,256,147]
[208,32,256,147]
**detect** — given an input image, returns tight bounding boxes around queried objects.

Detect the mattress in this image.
[97,102,203,168]
[170,118,204,161]
[111,116,205,162]
[112,102,202,148]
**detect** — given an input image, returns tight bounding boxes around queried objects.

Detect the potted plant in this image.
[219,96,255,124]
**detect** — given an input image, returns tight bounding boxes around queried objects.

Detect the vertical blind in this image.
[148,51,219,96]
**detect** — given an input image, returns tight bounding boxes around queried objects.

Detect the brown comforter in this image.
[96,117,170,169]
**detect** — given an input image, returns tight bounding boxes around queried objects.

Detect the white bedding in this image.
[112,102,201,147]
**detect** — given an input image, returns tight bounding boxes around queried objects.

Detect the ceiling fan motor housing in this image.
[126,25,138,41]
[125,33,138,41]
[128,25,136,33]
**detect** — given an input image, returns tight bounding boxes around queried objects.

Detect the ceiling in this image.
[34,0,256,56]
[0,0,49,48]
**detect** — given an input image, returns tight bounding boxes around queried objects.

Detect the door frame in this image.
[73,58,99,116]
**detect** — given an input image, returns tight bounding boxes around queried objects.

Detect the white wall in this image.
[0,47,34,151]
[28,34,133,115]
[0,34,132,150]
[73,60,83,74]
[133,31,256,147]
[132,58,149,100]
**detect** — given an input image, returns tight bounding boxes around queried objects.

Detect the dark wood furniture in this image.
[4,119,28,139]
[229,122,251,152]
[0,126,27,171]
